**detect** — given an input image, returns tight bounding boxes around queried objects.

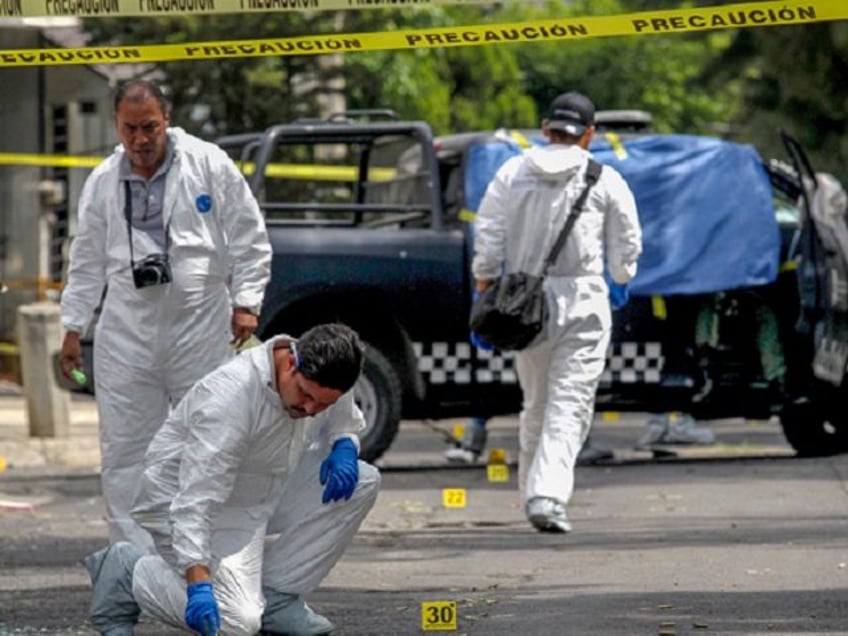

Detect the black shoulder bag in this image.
[469,159,602,351]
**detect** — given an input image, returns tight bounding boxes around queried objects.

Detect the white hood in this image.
[472,138,641,284]
[524,144,590,179]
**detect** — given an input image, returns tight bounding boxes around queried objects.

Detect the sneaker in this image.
[661,413,716,445]
[444,422,488,464]
[525,497,572,534]
[84,543,142,636]
[444,447,479,464]
[576,441,614,465]
[635,415,669,450]
[261,588,334,635]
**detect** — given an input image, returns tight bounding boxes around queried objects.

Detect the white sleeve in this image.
[216,156,272,315]
[325,391,366,454]
[169,369,251,572]
[60,170,109,334]
[471,167,510,281]
[603,169,643,285]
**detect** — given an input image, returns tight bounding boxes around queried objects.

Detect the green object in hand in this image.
[70,368,87,386]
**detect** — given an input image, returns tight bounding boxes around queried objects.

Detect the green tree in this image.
[85,12,357,136]
[493,0,736,133]
[81,2,748,145]
[86,7,533,136]
[701,20,848,181]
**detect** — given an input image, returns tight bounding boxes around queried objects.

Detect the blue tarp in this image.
[464,133,781,296]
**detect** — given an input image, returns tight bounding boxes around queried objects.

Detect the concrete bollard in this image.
[17,302,71,438]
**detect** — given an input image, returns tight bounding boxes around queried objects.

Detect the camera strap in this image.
[123,180,171,267]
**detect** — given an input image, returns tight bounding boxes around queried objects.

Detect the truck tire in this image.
[779,395,848,457]
[355,343,402,463]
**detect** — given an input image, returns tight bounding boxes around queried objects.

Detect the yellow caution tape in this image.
[604,132,628,160]
[651,295,668,320]
[0,1,840,68]
[0,342,19,356]
[0,277,64,298]
[506,129,531,149]
[240,161,395,181]
[0,152,397,181]
[0,0,496,19]
[0,153,103,168]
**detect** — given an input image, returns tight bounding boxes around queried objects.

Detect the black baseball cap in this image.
[546,91,595,136]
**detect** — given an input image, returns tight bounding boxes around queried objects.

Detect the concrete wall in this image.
[0,26,116,345]
[42,67,116,284]
[0,29,43,341]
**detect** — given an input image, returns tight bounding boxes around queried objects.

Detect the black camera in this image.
[132,253,173,289]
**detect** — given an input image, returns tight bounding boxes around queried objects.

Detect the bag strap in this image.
[544,159,602,271]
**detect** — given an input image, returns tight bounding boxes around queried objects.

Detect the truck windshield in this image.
[239,132,434,228]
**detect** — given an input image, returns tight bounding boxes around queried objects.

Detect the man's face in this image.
[115,97,170,178]
[278,350,343,419]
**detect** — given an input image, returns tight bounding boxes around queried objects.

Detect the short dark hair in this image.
[113,79,170,116]
[295,323,364,393]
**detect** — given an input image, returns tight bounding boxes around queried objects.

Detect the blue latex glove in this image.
[604,269,630,310]
[185,582,220,636]
[319,438,359,503]
[470,330,494,352]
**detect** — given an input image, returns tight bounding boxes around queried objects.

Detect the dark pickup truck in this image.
[215,111,848,462]
[217,114,501,462]
[63,111,848,463]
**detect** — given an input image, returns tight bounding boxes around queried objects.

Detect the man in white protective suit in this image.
[472,91,642,533]
[83,323,381,636]
[59,79,272,546]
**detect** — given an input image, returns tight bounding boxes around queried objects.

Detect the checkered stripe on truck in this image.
[413,341,663,385]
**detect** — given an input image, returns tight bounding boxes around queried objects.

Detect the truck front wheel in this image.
[779,392,848,457]
[355,343,402,463]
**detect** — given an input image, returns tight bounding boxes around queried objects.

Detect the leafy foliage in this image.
[700,20,848,181]
[82,0,847,182]
[86,12,352,135]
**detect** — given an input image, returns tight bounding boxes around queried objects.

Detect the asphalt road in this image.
[1,414,848,635]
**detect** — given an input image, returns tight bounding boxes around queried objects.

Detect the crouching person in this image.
[83,323,380,636]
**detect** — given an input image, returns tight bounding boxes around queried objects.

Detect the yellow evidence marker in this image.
[452,423,465,442]
[421,600,457,631]
[442,488,466,508]
[486,464,509,482]
[487,448,507,464]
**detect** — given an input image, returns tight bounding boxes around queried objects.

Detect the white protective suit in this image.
[130,335,380,636]
[60,127,272,546]
[473,143,642,507]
